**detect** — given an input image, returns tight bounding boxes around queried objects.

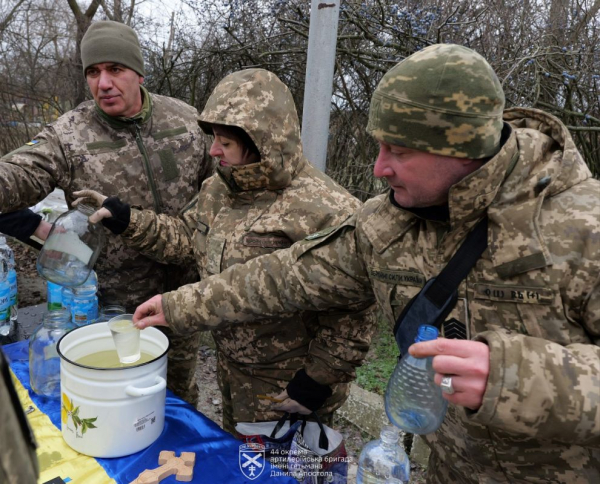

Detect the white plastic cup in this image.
[107,314,140,364]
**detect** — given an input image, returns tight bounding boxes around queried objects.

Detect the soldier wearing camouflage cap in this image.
[133,43,600,482]
[73,68,377,432]
[0,20,213,405]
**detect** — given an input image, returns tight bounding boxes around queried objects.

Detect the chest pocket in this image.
[389,284,423,321]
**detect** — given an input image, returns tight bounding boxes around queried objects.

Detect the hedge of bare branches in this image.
[1,0,598,199]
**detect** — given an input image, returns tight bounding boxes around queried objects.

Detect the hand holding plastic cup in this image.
[107,314,141,364]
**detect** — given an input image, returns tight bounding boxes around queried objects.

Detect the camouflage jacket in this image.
[0,88,212,309]
[162,107,600,482]
[122,69,376,422]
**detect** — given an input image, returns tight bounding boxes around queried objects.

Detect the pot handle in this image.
[125,376,167,397]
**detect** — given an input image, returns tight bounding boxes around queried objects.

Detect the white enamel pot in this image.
[57,322,169,457]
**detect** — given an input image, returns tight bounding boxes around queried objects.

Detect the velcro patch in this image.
[196,220,209,235]
[474,283,553,304]
[442,318,468,340]
[305,226,337,240]
[243,234,292,249]
[369,269,425,287]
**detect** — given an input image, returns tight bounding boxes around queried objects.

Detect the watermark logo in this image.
[239,443,265,480]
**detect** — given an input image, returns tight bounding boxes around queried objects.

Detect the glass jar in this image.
[29,309,77,397]
[96,304,127,323]
[36,204,105,287]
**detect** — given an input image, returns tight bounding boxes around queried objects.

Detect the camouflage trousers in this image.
[160,327,200,406]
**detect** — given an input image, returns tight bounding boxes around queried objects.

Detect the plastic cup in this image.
[107,314,140,364]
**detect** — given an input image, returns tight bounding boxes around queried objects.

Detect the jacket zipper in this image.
[133,121,162,214]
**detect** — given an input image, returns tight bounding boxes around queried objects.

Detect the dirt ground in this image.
[11,239,426,483]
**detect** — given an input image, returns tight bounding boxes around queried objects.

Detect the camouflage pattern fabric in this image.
[0,352,38,484]
[367,43,505,159]
[0,87,213,404]
[121,68,376,425]
[162,107,600,483]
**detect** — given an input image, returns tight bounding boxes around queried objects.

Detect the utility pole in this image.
[301,0,340,173]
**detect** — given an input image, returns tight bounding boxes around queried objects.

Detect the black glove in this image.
[0,208,43,242]
[100,197,131,235]
[286,369,332,412]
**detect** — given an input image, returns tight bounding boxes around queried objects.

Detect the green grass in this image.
[355,315,399,395]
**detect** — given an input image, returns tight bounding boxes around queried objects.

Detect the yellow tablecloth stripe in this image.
[11,370,116,484]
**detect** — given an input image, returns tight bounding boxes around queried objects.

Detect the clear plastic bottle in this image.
[357,426,410,484]
[385,325,448,435]
[0,237,18,323]
[70,271,98,326]
[29,309,77,397]
[62,286,74,315]
[47,281,64,311]
[0,258,11,336]
[36,204,105,287]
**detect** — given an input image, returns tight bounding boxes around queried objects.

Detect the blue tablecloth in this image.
[3,340,296,483]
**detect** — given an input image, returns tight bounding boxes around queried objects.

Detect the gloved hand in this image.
[278,369,333,413]
[72,190,130,234]
[0,208,43,242]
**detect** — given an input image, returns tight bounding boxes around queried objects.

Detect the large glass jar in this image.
[36,204,105,287]
[29,309,77,398]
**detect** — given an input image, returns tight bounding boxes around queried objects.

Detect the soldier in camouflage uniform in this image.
[0,21,213,404]
[75,68,376,433]
[134,45,600,482]
[0,350,38,483]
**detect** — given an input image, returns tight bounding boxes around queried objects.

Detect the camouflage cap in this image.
[367,44,505,159]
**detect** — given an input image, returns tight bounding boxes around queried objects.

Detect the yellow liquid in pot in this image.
[75,350,155,368]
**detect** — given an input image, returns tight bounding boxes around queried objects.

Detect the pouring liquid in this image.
[75,350,155,369]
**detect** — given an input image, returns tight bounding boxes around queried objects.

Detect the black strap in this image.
[273,412,329,450]
[425,217,488,308]
[269,412,299,438]
[300,412,329,450]
[393,217,488,355]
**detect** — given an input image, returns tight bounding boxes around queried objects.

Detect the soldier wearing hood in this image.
[74,69,377,430]
[133,45,600,482]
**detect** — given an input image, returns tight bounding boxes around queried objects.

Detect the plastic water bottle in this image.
[0,259,11,336]
[0,237,18,324]
[70,271,98,326]
[385,325,448,435]
[62,286,73,315]
[47,281,64,311]
[357,426,410,483]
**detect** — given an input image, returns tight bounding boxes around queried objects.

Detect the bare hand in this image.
[72,190,112,224]
[33,220,53,241]
[133,295,168,329]
[272,390,312,415]
[409,338,490,410]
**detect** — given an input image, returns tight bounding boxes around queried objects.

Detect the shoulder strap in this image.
[393,217,488,355]
[425,217,488,308]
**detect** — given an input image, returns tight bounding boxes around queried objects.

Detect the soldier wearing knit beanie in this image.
[81,20,145,76]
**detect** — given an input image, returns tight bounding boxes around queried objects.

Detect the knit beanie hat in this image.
[367,44,505,159]
[81,21,145,76]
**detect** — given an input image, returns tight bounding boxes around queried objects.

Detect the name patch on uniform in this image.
[474,284,553,304]
[369,269,426,287]
[243,234,292,249]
